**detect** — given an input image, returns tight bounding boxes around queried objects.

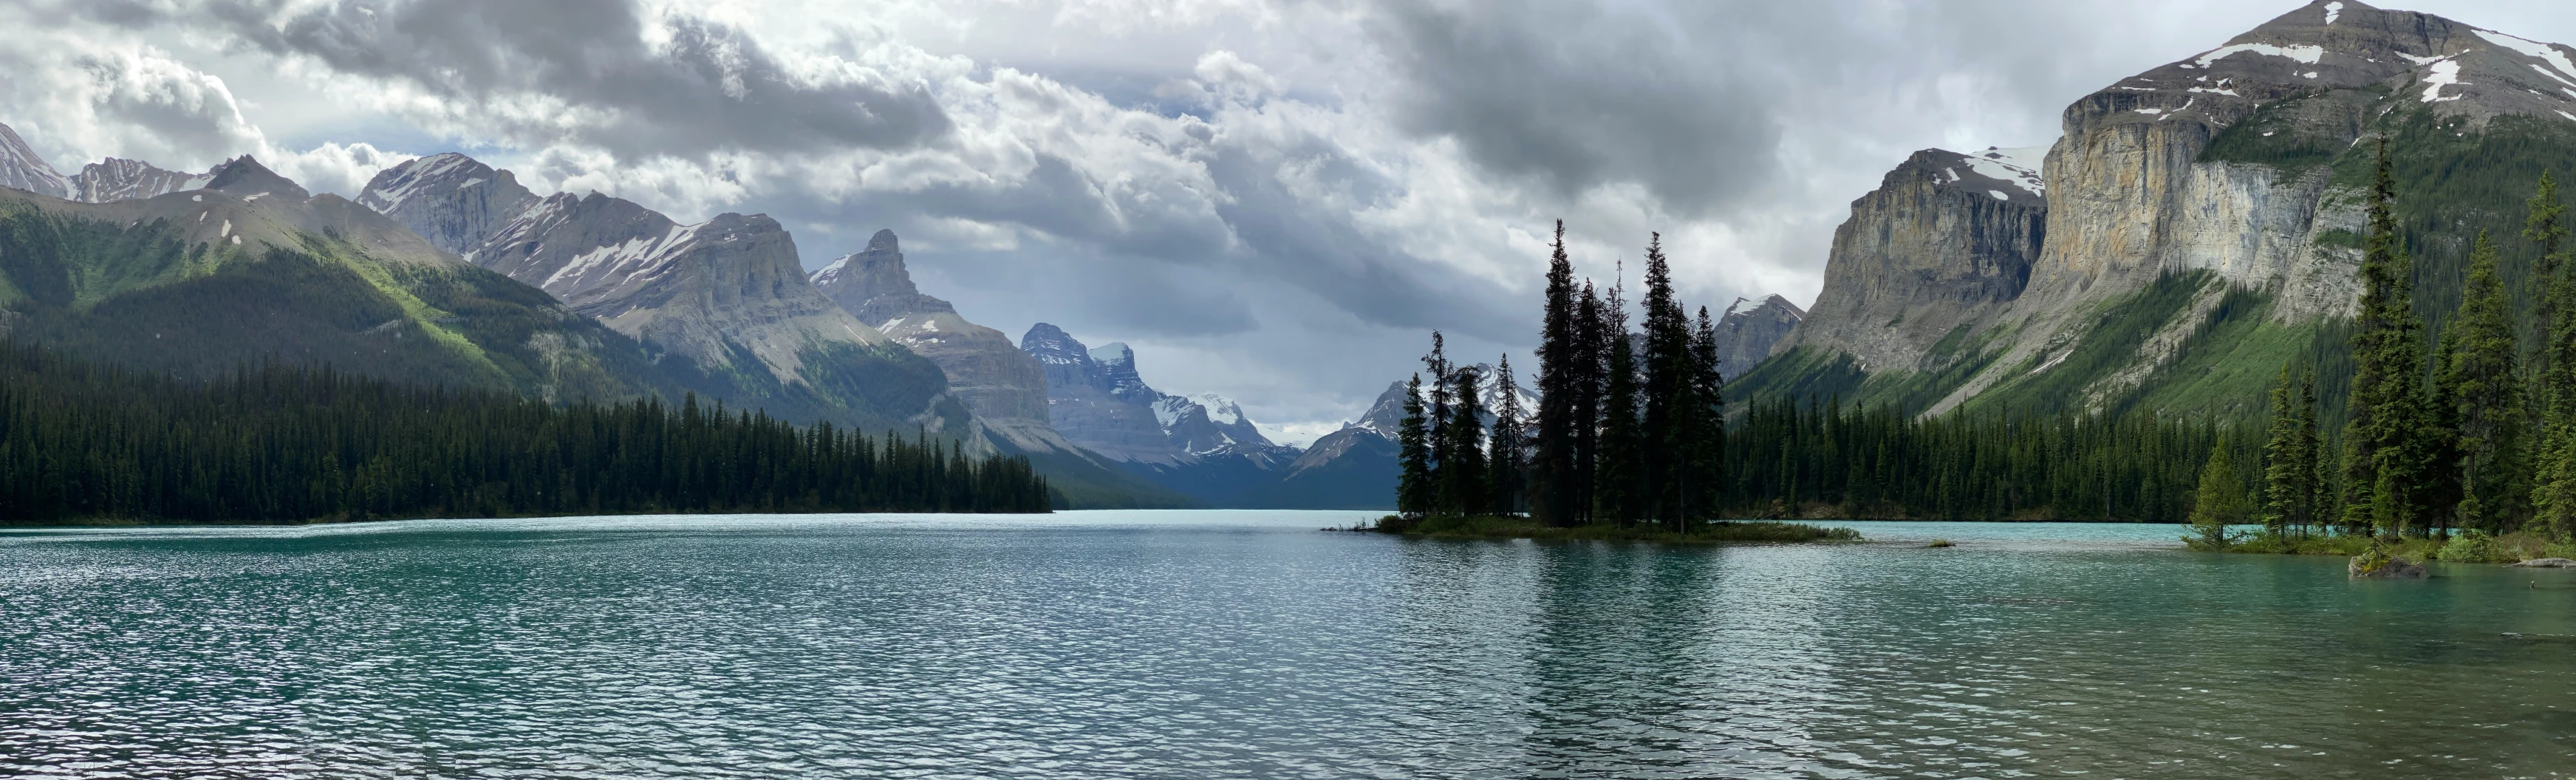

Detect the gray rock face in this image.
[1774,146,2046,374]
[1713,294,1805,380]
[809,230,1050,427]
[69,158,210,202]
[1019,323,1297,468]
[357,152,536,255]
[0,123,70,199]
[810,230,956,323]
[357,154,938,423]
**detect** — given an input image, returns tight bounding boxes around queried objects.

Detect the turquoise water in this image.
[2,512,2571,779]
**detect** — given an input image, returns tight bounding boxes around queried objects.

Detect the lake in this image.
[2,511,2570,779]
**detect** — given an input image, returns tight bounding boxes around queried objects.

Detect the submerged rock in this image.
[2508,558,2576,569]
[2350,555,2428,579]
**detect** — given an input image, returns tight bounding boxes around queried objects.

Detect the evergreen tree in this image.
[1424,332,1453,497]
[1638,233,1694,522]
[2299,370,2323,536]
[1395,373,1432,519]
[2189,436,2254,549]
[2343,139,2449,538]
[2261,366,2306,536]
[1444,364,1490,516]
[1595,274,1643,524]
[1489,355,1529,516]
[2442,231,2527,533]
[1572,280,1608,524]
[1685,304,1727,526]
[1533,221,1581,524]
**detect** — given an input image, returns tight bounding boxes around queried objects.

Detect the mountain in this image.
[1712,294,1805,380]
[807,230,1187,507]
[0,154,700,404]
[1737,0,2576,421]
[1232,381,1408,510]
[359,152,965,434]
[71,159,211,202]
[0,123,69,199]
[1021,323,1304,504]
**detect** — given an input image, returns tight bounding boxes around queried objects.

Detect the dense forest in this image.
[1397,143,2576,549]
[0,343,1053,523]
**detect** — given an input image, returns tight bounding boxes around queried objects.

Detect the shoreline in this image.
[1369,514,1862,544]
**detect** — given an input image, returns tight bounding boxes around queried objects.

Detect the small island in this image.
[1372,513,1859,544]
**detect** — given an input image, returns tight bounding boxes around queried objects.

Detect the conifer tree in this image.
[2527,173,2576,539]
[1444,364,1491,516]
[2442,231,2527,533]
[1534,221,1580,524]
[1573,280,1608,524]
[1424,332,1453,493]
[1639,233,1693,521]
[1395,373,1432,519]
[1686,305,1727,525]
[2299,370,2323,536]
[1596,274,1643,524]
[1490,355,1529,516]
[2261,366,2307,536]
[2343,139,2447,538]
[2190,436,2255,549]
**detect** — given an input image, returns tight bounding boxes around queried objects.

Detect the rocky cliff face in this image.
[358,153,966,432]
[810,230,1052,428]
[1712,294,1805,380]
[1773,146,2045,374]
[1752,0,2576,418]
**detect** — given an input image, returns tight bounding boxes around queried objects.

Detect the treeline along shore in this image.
[1382,144,2576,561]
[0,342,1052,524]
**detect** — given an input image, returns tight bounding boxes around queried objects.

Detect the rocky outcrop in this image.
[810,230,956,323]
[358,152,536,254]
[1774,146,2046,374]
[1713,295,1804,380]
[810,230,1051,426]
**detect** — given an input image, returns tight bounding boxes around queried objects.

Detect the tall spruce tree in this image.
[1639,233,1694,522]
[1534,221,1581,524]
[1490,355,1529,516]
[2527,174,2576,538]
[2188,435,2254,549]
[1596,274,1643,524]
[1395,373,1432,519]
[1686,304,1728,527]
[2300,370,2323,536]
[2442,231,2527,533]
[1444,364,1491,516]
[1424,332,1454,510]
[1573,280,1608,524]
[2261,366,2307,536]
[2343,139,2449,538]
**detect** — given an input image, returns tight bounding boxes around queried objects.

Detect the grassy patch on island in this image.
[1374,515,1861,544]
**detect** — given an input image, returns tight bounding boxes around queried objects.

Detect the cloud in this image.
[191,0,952,163]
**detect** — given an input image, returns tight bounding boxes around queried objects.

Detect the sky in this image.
[3,0,2573,445]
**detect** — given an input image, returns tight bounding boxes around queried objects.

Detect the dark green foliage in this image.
[1441,363,1489,516]
[1395,373,1431,519]
[1594,284,1643,524]
[0,342,1050,524]
[2341,140,2452,537]
[1726,397,2242,521]
[2441,232,2528,532]
[2187,436,2253,549]
[2260,367,2324,536]
[2198,86,2383,175]
[1532,221,1581,524]
[1488,355,1528,515]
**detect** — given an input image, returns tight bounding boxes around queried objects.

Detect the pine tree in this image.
[2527,173,2576,540]
[1444,364,1490,516]
[2442,231,2527,534]
[1424,332,1453,506]
[1572,279,1607,524]
[2261,366,2306,536]
[1686,304,1727,526]
[2190,436,2255,550]
[1596,273,1642,524]
[2343,139,2447,538]
[1395,373,1432,519]
[1639,233,1693,522]
[1533,221,1581,524]
[1490,355,1529,516]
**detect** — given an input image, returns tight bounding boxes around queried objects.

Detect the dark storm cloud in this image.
[116,0,952,161]
[1368,0,1782,213]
